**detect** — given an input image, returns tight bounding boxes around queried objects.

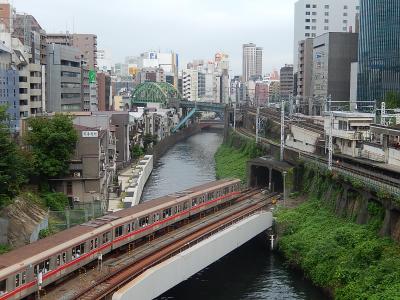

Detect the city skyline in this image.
[14,0,297,75]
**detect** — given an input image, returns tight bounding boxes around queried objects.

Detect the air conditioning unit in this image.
[73,196,80,202]
[94,196,101,201]
[73,172,81,178]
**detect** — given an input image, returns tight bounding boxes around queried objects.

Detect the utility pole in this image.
[327,94,333,171]
[233,103,236,130]
[381,101,386,126]
[280,98,285,161]
[256,106,260,143]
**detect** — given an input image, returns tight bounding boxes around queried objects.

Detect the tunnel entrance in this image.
[271,169,283,193]
[249,165,270,188]
[247,157,293,193]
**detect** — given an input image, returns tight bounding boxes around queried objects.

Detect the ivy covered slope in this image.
[214,132,263,182]
[276,165,400,300]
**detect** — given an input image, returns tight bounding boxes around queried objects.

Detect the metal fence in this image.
[49,202,104,231]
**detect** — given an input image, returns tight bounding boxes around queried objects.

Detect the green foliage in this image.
[26,114,78,178]
[0,106,32,207]
[276,200,400,299]
[215,132,264,182]
[38,228,50,239]
[0,244,11,254]
[131,144,144,159]
[142,133,158,151]
[384,91,400,109]
[42,192,69,211]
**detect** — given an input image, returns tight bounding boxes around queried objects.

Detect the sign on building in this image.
[89,70,96,83]
[82,131,98,138]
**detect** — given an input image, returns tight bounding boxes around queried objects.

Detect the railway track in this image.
[42,190,275,300]
[74,192,274,300]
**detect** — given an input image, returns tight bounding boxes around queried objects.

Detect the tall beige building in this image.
[47,33,98,70]
[242,43,263,82]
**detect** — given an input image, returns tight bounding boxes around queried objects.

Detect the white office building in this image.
[293,0,360,70]
[242,43,263,82]
[182,69,198,101]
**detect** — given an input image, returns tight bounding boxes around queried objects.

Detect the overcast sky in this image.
[14,0,296,75]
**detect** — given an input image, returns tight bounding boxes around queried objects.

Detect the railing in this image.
[300,152,400,196]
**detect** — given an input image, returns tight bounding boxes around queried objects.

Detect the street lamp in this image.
[283,171,287,207]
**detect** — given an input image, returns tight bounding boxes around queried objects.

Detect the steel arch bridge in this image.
[131,82,182,106]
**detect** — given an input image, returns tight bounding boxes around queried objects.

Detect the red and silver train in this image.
[0,179,241,300]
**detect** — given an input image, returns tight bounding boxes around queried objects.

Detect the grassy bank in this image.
[214,132,263,182]
[276,164,400,299]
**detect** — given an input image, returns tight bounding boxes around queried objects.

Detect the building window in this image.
[312,19,317,23]
[356,6,360,10]
[325,12,329,16]
[343,12,348,16]
[305,26,310,29]
[312,26,316,30]
[312,4,317,8]
[305,33,310,37]
[324,26,329,30]
[67,182,73,195]
[312,12,317,15]
[343,20,348,24]
[305,19,310,22]
[306,11,310,15]
[324,19,329,23]
[344,5,348,9]
[343,27,348,31]
[324,5,329,9]
[306,4,310,8]
[312,33,316,37]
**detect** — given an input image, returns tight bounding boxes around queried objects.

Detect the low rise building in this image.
[50,123,116,212]
[324,111,374,157]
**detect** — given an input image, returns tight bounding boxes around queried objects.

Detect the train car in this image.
[0,179,241,300]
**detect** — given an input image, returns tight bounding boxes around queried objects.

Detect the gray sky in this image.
[14,0,296,75]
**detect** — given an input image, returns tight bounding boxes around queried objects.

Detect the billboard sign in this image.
[82,131,98,138]
[89,70,96,83]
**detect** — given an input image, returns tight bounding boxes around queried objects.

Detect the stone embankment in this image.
[0,194,48,248]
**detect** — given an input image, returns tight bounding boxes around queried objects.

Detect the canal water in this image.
[142,131,325,300]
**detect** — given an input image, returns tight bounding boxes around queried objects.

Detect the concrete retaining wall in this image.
[151,124,201,162]
[113,212,272,300]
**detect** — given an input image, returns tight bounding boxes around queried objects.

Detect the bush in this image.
[0,244,11,254]
[131,145,144,159]
[276,199,400,299]
[42,192,69,211]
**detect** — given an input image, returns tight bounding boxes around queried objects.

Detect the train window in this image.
[131,222,135,231]
[115,226,123,237]
[15,273,20,287]
[174,205,181,214]
[127,223,131,233]
[224,187,229,194]
[0,279,6,294]
[90,238,99,250]
[15,271,26,287]
[34,259,50,275]
[72,243,85,259]
[139,216,149,227]
[102,232,110,244]
[57,252,67,266]
[208,192,214,201]
[191,198,197,207]
[183,201,189,210]
[94,238,98,248]
[153,213,160,222]
[162,208,172,218]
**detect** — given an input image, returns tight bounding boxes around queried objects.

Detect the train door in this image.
[0,278,7,295]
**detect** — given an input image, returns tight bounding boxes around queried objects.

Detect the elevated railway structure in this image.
[0,180,276,300]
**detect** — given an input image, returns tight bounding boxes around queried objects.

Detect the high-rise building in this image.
[0,0,13,33]
[47,33,98,70]
[293,0,360,70]
[242,43,263,82]
[46,44,83,112]
[182,69,198,101]
[357,0,400,110]
[311,32,358,115]
[97,72,112,111]
[280,64,294,100]
[0,44,19,132]
[297,38,314,105]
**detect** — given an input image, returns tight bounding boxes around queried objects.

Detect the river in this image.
[142,131,325,300]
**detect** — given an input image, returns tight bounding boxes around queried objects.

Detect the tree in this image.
[27,114,78,179]
[384,91,400,109]
[0,106,30,206]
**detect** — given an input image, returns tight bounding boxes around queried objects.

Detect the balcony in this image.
[330,128,362,140]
